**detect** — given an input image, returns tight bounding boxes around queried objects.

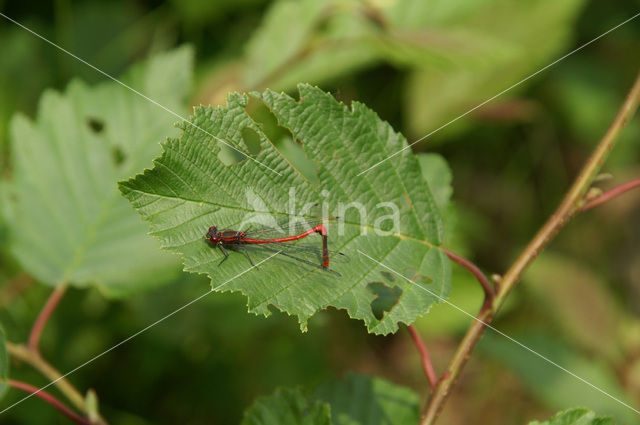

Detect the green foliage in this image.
[241,373,420,425]
[1,1,638,423]
[241,387,332,425]
[0,326,8,401]
[479,332,636,424]
[243,0,379,90]
[528,407,615,425]
[243,0,586,138]
[524,254,624,362]
[1,47,193,296]
[404,0,587,136]
[120,84,451,334]
[417,154,452,211]
[313,373,420,425]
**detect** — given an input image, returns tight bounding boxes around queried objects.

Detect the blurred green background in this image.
[1,0,639,424]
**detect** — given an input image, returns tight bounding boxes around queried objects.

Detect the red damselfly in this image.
[204,218,345,275]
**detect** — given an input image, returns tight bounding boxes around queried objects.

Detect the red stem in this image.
[7,379,89,424]
[580,178,640,212]
[28,285,68,353]
[407,325,438,390]
[441,248,495,307]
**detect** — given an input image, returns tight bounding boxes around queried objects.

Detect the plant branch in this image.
[579,178,640,212]
[7,379,89,424]
[407,325,438,389]
[420,69,640,425]
[29,284,68,353]
[6,342,86,414]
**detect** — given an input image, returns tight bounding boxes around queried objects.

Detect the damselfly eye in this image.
[206,226,219,240]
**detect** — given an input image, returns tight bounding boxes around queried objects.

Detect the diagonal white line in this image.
[357,11,640,176]
[357,249,640,415]
[0,251,280,416]
[0,12,282,177]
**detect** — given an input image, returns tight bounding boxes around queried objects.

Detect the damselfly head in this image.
[205,226,220,242]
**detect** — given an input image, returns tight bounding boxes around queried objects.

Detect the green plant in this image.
[1,1,639,424]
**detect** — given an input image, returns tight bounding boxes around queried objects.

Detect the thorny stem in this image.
[421,69,640,425]
[407,325,438,389]
[6,379,90,425]
[579,178,640,212]
[29,284,68,353]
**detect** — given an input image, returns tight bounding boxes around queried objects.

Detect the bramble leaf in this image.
[528,408,615,425]
[241,387,332,425]
[1,47,192,296]
[313,373,420,425]
[120,84,450,334]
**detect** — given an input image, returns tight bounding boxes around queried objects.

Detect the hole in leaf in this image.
[246,95,319,184]
[241,127,262,155]
[404,268,433,286]
[380,270,395,282]
[111,145,126,166]
[367,281,402,320]
[87,117,105,133]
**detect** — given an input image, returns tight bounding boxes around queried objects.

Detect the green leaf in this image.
[403,0,586,136]
[241,387,332,425]
[528,407,615,425]
[120,84,451,334]
[243,0,380,91]
[417,153,452,211]
[1,47,193,296]
[479,332,636,424]
[0,326,8,401]
[243,0,586,133]
[313,373,420,425]
[524,253,623,362]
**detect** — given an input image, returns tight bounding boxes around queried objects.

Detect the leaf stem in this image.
[440,248,494,307]
[6,342,87,417]
[6,379,90,424]
[579,178,640,212]
[420,69,640,424]
[29,284,68,353]
[407,325,438,389]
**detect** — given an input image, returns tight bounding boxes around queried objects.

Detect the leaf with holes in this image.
[120,84,450,334]
[0,47,192,296]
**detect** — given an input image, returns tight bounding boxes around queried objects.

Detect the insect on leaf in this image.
[120,84,451,334]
